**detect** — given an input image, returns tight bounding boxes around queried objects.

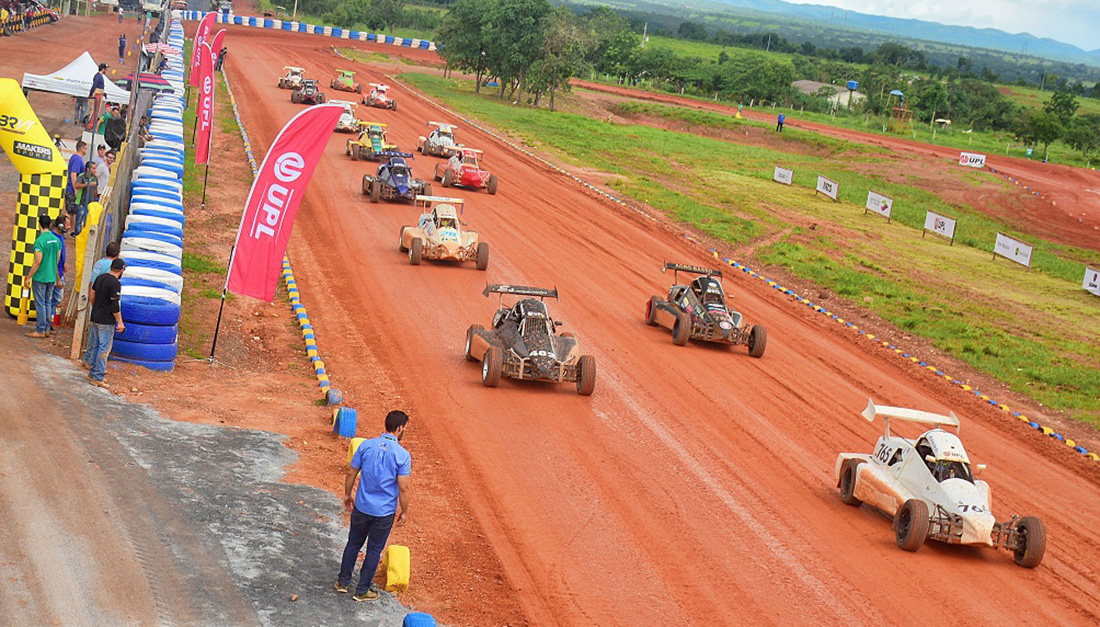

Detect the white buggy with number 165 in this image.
[835,400,1046,568]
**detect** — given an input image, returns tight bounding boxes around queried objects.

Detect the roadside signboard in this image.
[773,166,793,185]
[959,152,986,168]
[816,175,839,201]
[994,232,1033,268]
[1085,267,1100,297]
[865,190,893,221]
[923,211,957,244]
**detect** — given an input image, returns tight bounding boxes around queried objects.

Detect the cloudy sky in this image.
[784,0,1100,50]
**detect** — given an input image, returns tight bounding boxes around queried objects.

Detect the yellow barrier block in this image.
[998,404,1010,412]
[1087,453,1099,461]
[306,348,318,357]
[381,545,411,592]
[1066,439,1076,448]
[316,373,329,383]
[1018,414,1030,422]
[347,437,366,465]
[909,357,919,363]
[960,385,972,391]
[979,395,990,401]
[866,334,875,340]
[301,328,312,337]
[1039,426,1053,435]
[925,366,937,371]
[313,360,325,371]
[836,318,845,324]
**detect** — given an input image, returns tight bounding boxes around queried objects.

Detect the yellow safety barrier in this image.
[381,545,410,592]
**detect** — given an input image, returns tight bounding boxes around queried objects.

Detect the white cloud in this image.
[784,0,1100,50]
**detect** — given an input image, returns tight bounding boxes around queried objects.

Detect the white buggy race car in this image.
[332,100,359,133]
[417,121,463,158]
[835,400,1046,568]
[278,66,305,90]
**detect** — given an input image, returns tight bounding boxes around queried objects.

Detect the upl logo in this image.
[199,75,213,132]
[251,152,304,239]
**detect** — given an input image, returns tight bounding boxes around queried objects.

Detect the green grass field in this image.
[644,35,796,64]
[997,84,1100,117]
[400,71,1100,426]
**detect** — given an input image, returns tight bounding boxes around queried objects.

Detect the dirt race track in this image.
[573,80,1100,253]
[211,24,1100,626]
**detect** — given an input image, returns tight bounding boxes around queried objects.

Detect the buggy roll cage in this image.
[427,121,458,132]
[483,284,559,309]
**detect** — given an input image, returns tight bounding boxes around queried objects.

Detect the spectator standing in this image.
[93,144,110,192]
[74,161,98,237]
[85,259,125,388]
[215,47,228,71]
[74,95,88,126]
[118,34,126,65]
[23,214,61,339]
[776,113,786,132]
[337,411,412,601]
[118,8,124,24]
[90,63,107,99]
[49,216,67,330]
[90,242,121,281]
[65,141,87,221]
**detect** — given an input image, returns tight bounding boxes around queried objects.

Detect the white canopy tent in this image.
[22,52,131,103]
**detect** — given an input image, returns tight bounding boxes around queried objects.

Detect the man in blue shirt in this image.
[89,63,107,100]
[337,410,411,601]
[66,140,87,216]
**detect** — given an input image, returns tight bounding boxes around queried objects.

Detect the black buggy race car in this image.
[362,155,432,203]
[464,285,596,396]
[643,262,767,357]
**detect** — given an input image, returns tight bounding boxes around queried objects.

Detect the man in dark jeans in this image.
[84,258,125,388]
[337,411,411,601]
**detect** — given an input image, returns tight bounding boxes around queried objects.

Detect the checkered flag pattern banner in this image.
[5,172,65,318]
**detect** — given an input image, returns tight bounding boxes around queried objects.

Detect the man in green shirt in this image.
[24,214,61,337]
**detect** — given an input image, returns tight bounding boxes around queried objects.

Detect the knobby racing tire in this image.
[370,180,381,203]
[345,141,351,156]
[442,169,453,187]
[839,460,863,506]
[476,242,489,271]
[576,354,596,396]
[465,324,484,362]
[351,144,360,161]
[645,296,661,326]
[361,175,371,196]
[894,499,930,552]
[391,100,397,111]
[482,346,503,387]
[672,312,690,346]
[409,238,423,265]
[748,324,767,358]
[398,227,411,252]
[422,183,433,197]
[1013,517,1046,568]
[487,174,498,195]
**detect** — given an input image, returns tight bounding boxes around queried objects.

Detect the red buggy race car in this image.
[363,83,397,110]
[434,149,499,195]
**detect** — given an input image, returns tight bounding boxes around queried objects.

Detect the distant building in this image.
[792,80,866,107]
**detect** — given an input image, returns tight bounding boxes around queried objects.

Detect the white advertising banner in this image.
[773,166,793,185]
[816,175,839,201]
[994,232,1033,268]
[924,211,956,240]
[959,152,986,168]
[1084,267,1100,297]
[866,190,893,219]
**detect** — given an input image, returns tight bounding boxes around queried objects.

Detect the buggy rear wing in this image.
[369,83,390,89]
[414,195,464,209]
[863,399,960,437]
[283,66,304,72]
[378,151,414,159]
[482,284,559,300]
[358,120,388,128]
[336,69,356,75]
[663,262,722,277]
[427,121,457,130]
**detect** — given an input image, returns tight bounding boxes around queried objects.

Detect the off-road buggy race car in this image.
[644,263,766,357]
[464,285,596,395]
[417,121,463,158]
[363,83,397,110]
[332,100,360,133]
[290,78,327,104]
[398,196,488,270]
[836,400,1047,568]
[330,69,362,93]
[345,122,399,161]
[362,156,432,203]
[277,66,305,89]
[434,149,498,195]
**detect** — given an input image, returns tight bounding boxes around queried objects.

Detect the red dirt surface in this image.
[573,80,1100,253]
[215,24,1100,626]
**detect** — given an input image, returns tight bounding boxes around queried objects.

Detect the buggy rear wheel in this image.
[391,101,397,111]
[361,176,371,196]
[672,312,690,346]
[576,355,596,396]
[465,324,484,362]
[370,180,381,203]
[476,242,489,271]
[409,238,422,265]
[748,325,767,358]
[645,296,661,326]
[1013,517,1046,568]
[487,174,498,195]
[422,183,432,197]
[351,144,360,161]
[839,460,863,506]
[482,346,503,387]
[894,499,930,552]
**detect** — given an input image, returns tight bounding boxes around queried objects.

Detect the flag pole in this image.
[208,244,234,362]
[201,163,210,208]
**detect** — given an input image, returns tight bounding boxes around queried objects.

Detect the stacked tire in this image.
[112,20,188,372]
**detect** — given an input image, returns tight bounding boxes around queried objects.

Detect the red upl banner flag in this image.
[226,104,342,301]
[209,29,226,63]
[188,12,216,87]
[195,42,214,165]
